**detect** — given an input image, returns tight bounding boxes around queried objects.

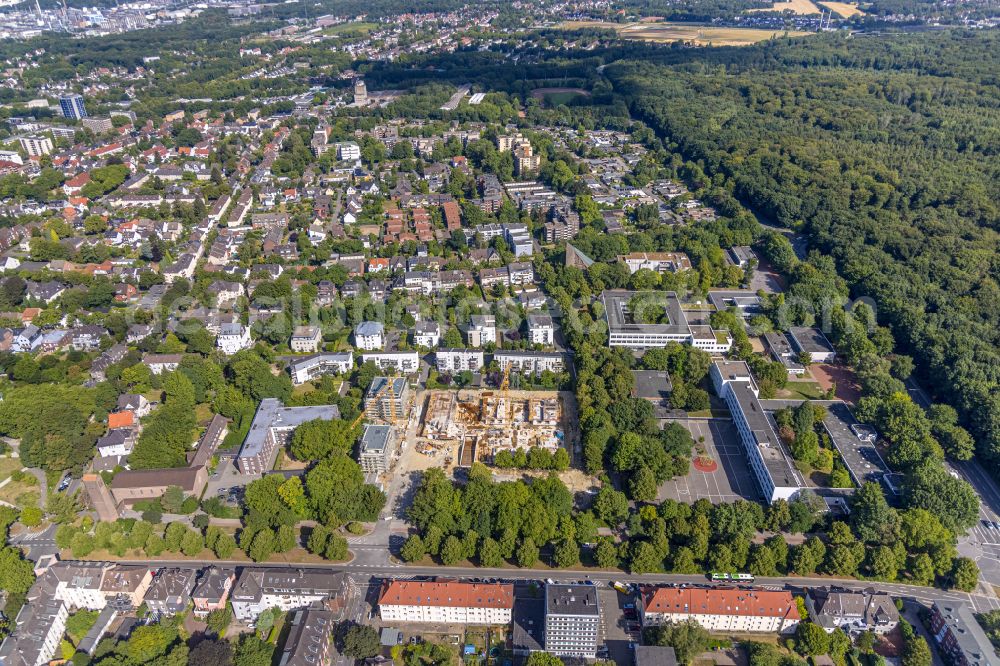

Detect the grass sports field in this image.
[531,88,591,105]
[561,21,810,46]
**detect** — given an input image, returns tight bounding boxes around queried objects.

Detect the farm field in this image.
[748,0,820,14]
[818,1,865,16]
[560,20,810,46]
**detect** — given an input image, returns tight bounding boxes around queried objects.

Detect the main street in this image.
[106,555,1000,614]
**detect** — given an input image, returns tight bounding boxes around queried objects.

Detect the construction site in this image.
[418,386,567,467]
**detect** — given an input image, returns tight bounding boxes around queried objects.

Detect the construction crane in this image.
[350,376,400,429]
[499,363,512,425]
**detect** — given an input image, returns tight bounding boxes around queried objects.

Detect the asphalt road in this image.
[95,556,1000,613]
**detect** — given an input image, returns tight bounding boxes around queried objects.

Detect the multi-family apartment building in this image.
[640,587,800,634]
[436,348,485,374]
[495,350,565,375]
[544,584,601,658]
[230,569,346,623]
[359,424,395,474]
[290,326,323,353]
[468,314,496,348]
[805,589,899,635]
[289,352,354,385]
[144,568,198,615]
[280,609,336,666]
[378,581,514,625]
[360,351,420,374]
[0,598,68,666]
[354,321,385,350]
[526,314,555,346]
[365,376,409,421]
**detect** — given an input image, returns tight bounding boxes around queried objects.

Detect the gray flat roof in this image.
[635,646,679,666]
[361,424,392,454]
[545,584,600,617]
[239,398,341,461]
[821,402,890,487]
[632,370,673,402]
[290,352,353,371]
[602,290,689,336]
[512,595,545,653]
[789,326,835,355]
[730,382,802,490]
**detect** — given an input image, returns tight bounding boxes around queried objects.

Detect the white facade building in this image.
[230,569,345,623]
[495,350,564,374]
[361,351,420,374]
[217,323,253,355]
[436,349,485,374]
[413,321,441,348]
[378,581,514,625]
[290,326,322,353]
[527,314,555,346]
[468,314,496,348]
[713,360,804,503]
[354,321,385,351]
[289,352,354,385]
[640,587,800,635]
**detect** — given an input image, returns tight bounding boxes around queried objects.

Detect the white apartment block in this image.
[413,321,441,348]
[361,351,420,374]
[18,135,53,157]
[289,352,354,385]
[52,564,109,610]
[468,314,496,348]
[527,314,555,346]
[290,326,322,353]
[495,350,564,375]
[0,599,68,666]
[640,587,800,635]
[336,142,361,161]
[354,321,385,350]
[217,323,253,355]
[378,581,513,625]
[230,570,346,623]
[436,348,485,373]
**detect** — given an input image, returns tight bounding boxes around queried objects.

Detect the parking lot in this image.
[598,586,640,665]
[660,419,760,504]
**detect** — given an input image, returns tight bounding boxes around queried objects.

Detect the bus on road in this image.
[709,572,755,583]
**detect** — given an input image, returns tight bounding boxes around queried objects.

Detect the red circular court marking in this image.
[693,456,718,472]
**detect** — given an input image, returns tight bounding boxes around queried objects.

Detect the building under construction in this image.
[365,377,409,423]
[419,388,564,466]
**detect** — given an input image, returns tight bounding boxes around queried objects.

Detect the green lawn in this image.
[0,456,22,482]
[778,380,824,400]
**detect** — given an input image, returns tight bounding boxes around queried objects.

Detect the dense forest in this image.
[605,30,1000,474]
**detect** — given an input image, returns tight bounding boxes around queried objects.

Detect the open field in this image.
[748,0,820,13]
[560,20,810,46]
[0,456,22,482]
[531,87,591,106]
[818,1,865,16]
[322,21,378,36]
